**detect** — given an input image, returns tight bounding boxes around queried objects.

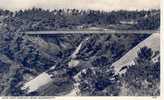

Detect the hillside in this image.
[112,33,160,74]
[0,8,160,96]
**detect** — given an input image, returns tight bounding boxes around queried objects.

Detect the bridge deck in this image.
[25,30,159,35]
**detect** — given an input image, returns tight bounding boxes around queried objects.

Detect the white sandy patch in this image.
[21,72,53,93]
[68,60,80,68]
[49,65,56,70]
[71,42,83,59]
[71,37,89,59]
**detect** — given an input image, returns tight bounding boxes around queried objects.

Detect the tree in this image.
[120,47,160,96]
[76,65,120,96]
[137,46,153,61]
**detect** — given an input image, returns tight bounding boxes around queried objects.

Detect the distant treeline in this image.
[1,8,160,30]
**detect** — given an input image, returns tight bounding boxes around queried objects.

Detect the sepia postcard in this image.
[0,0,162,99]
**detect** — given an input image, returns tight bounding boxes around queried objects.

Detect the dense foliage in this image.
[120,47,160,96]
[1,8,160,31]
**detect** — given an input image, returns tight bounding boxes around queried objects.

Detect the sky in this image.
[0,0,160,11]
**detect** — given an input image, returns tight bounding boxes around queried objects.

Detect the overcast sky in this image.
[0,0,160,11]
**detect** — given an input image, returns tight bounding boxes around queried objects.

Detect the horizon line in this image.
[0,7,160,12]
